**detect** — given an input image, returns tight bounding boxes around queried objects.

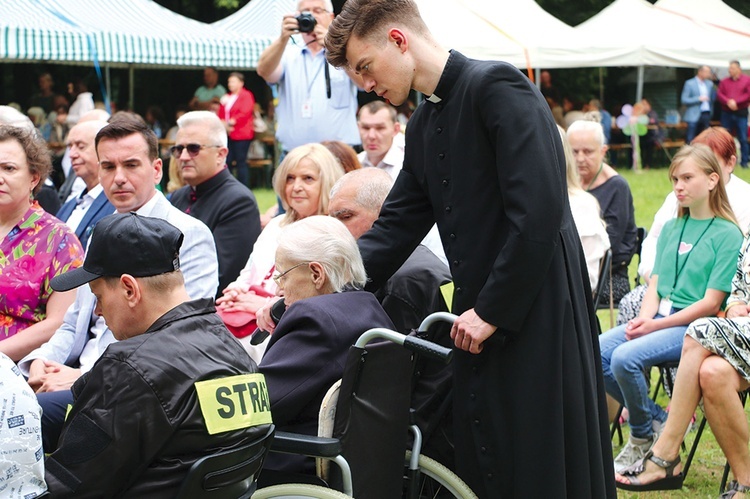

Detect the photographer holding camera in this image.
[257,0,361,156]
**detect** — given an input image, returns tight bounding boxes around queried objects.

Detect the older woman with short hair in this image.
[259,215,395,473]
[0,125,84,361]
[216,143,343,341]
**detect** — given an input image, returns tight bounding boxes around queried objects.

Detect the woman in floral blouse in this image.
[0,125,83,361]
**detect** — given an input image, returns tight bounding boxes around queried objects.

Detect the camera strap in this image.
[324,59,331,99]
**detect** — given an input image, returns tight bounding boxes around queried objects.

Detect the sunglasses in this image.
[170,143,221,158]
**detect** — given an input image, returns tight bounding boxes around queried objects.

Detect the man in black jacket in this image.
[170,110,261,296]
[44,213,271,498]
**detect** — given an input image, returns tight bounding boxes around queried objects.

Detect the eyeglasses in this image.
[169,144,221,158]
[272,262,311,285]
[309,7,330,14]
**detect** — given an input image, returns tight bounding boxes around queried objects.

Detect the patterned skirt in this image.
[686,316,750,383]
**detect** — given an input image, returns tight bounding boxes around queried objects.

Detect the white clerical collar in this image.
[426,93,442,103]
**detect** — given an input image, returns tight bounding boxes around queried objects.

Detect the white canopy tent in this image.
[212,0,297,38]
[575,0,750,100]
[2,0,273,108]
[654,0,750,37]
[0,0,93,63]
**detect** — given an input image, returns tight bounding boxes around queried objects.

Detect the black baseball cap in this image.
[51,213,184,292]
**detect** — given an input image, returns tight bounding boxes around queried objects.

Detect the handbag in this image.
[216,285,275,338]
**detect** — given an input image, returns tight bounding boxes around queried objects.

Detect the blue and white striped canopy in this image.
[1,0,274,68]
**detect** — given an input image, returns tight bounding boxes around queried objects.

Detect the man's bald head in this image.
[67,120,109,189]
[79,109,111,123]
[329,168,393,239]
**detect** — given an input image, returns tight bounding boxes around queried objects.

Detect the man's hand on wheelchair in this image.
[450,308,497,354]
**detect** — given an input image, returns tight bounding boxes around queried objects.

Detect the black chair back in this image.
[593,249,613,310]
[176,424,275,499]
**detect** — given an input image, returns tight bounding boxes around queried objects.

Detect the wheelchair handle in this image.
[404,335,453,364]
[417,312,458,332]
[355,328,453,364]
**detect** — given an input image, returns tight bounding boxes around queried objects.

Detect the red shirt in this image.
[717,73,750,112]
[218,87,256,141]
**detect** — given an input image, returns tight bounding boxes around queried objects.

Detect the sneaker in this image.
[614,434,654,473]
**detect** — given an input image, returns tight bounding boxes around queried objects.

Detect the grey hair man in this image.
[170,110,261,296]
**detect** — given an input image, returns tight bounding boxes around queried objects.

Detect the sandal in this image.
[721,480,750,498]
[616,450,684,491]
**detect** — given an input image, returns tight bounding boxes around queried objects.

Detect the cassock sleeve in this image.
[358,168,435,291]
[473,65,566,332]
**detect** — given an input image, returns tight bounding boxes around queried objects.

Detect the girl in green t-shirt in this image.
[601,144,743,483]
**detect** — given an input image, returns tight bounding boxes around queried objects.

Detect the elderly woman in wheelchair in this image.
[257,216,395,474]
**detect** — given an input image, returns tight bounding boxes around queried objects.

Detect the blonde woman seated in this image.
[215,143,343,341]
[558,125,610,290]
[616,230,750,496]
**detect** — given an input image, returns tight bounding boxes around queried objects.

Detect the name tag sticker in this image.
[195,373,273,435]
[658,298,673,317]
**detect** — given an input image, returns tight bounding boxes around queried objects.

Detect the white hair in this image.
[299,0,334,12]
[177,110,228,147]
[567,119,606,146]
[277,215,367,291]
[330,168,393,213]
[0,106,34,130]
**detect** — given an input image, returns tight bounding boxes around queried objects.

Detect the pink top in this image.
[0,203,84,339]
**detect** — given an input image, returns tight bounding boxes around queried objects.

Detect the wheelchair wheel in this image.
[253,483,351,498]
[404,451,477,499]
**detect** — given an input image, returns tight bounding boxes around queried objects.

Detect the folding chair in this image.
[634,227,648,287]
[718,389,750,494]
[593,249,613,311]
[175,424,275,499]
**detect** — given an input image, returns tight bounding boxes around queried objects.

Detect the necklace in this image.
[586,163,604,192]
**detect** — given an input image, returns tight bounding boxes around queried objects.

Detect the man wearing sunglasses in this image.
[170,111,261,296]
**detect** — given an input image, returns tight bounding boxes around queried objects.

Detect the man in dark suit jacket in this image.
[170,111,261,296]
[56,120,114,248]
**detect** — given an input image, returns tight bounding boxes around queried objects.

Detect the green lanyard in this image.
[586,163,604,192]
[668,215,715,299]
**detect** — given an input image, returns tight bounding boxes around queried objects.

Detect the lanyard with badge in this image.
[301,50,332,119]
[658,215,715,316]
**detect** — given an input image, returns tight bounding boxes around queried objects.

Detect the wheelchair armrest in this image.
[271,431,342,458]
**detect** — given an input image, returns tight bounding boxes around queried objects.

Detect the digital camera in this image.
[296,11,317,33]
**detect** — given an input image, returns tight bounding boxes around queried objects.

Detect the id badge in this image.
[658,298,673,317]
[301,100,312,119]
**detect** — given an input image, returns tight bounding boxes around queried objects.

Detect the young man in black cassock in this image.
[325,1,617,497]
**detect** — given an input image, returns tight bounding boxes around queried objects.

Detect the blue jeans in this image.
[227,139,252,187]
[721,111,749,166]
[686,112,711,144]
[599,320,685,438]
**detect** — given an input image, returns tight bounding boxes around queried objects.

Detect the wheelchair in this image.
[253,312,476,498]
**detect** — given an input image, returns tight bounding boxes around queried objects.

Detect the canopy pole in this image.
[535,68,541,89]
[635,66,644,103]
[599,67,604,103]
[105,65,111,111]
[129,65,135,111]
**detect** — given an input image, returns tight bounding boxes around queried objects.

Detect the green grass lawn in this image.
[250,164,750,497]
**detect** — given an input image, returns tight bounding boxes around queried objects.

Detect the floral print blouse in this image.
[0,203,84,339]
